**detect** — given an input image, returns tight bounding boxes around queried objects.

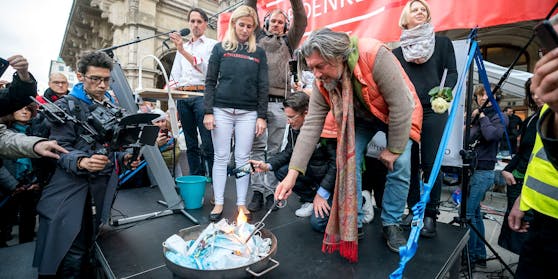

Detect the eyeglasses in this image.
[51,81,68,85]
[84,75,112,85]
[286,113,302,121]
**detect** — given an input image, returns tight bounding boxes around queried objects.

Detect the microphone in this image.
[163,28,191,49]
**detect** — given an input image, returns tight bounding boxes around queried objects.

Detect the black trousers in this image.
[362,156,386,208]
[515,211,558,279]
[407,110,447,217]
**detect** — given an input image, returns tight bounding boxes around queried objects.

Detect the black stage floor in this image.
[96,180,469,279]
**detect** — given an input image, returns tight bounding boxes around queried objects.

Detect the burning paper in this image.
[164,218,272,270]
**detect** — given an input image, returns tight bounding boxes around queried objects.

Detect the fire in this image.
[236,210,248,225]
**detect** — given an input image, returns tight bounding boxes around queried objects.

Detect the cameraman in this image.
[33,51,136,277]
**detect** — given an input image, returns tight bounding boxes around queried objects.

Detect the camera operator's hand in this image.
[471,108,486,121]
[123,154,141,170]
[7,55,31,81]
[78,154,110,172]
[34,140,69,159]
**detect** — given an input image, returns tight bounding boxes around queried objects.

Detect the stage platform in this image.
[95,181,469,279]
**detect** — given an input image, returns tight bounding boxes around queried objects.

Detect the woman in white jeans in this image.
[203,5,269,221]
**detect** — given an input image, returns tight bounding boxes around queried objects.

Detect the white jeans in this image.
[211,107,257,205]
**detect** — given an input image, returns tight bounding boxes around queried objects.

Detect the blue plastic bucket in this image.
[175,175,207,209]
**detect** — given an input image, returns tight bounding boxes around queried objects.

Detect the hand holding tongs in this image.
[243,199,286,244]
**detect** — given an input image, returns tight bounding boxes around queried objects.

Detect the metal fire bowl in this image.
[163,225,279,278]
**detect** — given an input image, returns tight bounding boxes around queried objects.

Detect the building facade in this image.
[60,0,228,91]
[60,1,545,116]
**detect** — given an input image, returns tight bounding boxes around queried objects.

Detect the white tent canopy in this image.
[473,61,533,98]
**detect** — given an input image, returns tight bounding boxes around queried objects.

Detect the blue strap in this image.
[390,40,478,279]
[473,48,512,151]
[118,160,148,185]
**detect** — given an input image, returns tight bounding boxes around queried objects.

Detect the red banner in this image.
[219,0,557,42]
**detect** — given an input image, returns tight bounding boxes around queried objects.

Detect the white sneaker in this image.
[362,190,375,223]
[295,202,314,217]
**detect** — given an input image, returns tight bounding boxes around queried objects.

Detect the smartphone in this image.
[535,20,558,53]
[289,60,298,83]
[0,57,9,77]
[161,128,169,135]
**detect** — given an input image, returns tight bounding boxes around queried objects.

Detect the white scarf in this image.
[400,23,435,64]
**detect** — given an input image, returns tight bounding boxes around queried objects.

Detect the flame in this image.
[236,210,247,225]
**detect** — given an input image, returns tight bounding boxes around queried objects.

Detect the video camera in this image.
[31,96,159,158]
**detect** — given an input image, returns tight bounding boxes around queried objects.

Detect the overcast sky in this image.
[0,0,73,91]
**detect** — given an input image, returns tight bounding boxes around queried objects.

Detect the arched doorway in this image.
[156,51,177,89]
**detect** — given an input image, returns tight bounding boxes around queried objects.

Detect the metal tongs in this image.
[243,199,286,243]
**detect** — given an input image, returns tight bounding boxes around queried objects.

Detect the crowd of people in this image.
[1,1,558,278]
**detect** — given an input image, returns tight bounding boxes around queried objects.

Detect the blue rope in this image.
[473,48,512,150]
[390,40,477,279]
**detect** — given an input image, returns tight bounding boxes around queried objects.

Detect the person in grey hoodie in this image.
[246,0,308,213]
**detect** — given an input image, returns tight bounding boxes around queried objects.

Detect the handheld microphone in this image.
[163,28,191,49]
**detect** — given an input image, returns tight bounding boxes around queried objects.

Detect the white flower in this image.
[432,97,450,114]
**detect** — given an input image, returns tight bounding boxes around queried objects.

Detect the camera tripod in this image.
[448,27,537,278]
[391,31,526,278]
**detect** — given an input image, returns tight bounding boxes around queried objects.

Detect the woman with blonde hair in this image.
[393,0,458,238]
[203,5,269,222]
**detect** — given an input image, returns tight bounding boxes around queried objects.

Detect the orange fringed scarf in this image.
[321,66,359,262]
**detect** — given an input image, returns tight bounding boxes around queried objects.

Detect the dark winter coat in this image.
[33,86,124,274]
[204,43,269,119]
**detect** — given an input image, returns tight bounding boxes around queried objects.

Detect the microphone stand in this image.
[100,29,177,57]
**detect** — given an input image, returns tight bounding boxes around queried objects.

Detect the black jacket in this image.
[268,128,337,193]
[503,112,538,176]
[204,43,269,119]
[0,72,37,117]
